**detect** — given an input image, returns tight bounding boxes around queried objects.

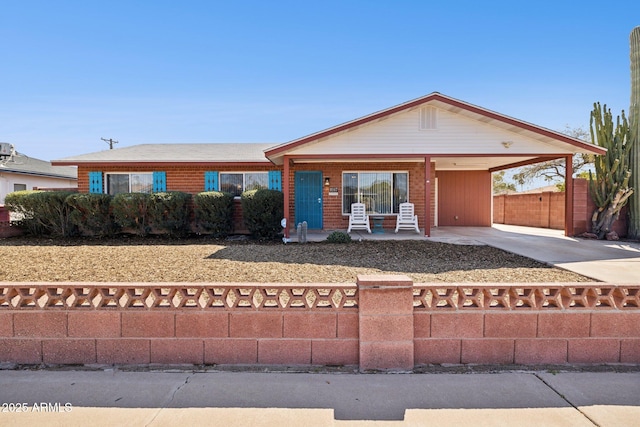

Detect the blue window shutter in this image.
[89,171,103,194]
[268,170,282,191]
[153,171,167,192]
[204,171,219,191]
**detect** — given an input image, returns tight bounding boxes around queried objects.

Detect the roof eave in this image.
[0,168,78,180]
[51,160,274,167]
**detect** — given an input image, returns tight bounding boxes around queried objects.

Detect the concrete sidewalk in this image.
[0,368,638,426]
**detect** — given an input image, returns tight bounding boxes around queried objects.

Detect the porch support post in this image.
[564,155,574,237]
[283,156,291,238]
[424,156,431,237]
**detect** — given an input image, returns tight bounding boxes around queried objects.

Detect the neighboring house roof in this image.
[52,143,274,166]
[0,154,77,179]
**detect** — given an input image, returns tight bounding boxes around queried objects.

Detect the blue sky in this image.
[2,1,639,171]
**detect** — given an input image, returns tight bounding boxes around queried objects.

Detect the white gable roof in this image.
[265,92,605,170]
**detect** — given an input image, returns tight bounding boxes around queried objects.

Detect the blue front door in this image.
[295,171,323,229]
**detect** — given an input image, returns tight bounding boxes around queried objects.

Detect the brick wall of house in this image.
[77,164,278,194]
[1,278,638,369]
[77,162,437,233]
[289,162,436,231]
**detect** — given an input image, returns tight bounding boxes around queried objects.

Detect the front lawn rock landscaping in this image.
[0,238,592,283]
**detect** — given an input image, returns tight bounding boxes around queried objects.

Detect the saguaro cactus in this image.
[588,102,634,239]
[628,26,640,239]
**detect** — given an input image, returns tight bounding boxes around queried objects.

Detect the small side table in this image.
[371,216,385,234]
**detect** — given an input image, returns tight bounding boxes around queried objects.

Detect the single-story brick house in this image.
[52,92,605,237]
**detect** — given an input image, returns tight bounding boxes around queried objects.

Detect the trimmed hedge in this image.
[194,191,234,237]
[148,192,192,237]
[111,193,151,236]
[4,189,282,239]
[241,189,284,240]
[66,193,114,237]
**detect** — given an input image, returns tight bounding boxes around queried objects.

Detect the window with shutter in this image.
[204,171,219,191]
[268,170,282,191]
[219,172,268,197]
[153,171,167,192]
[89,171,103,194]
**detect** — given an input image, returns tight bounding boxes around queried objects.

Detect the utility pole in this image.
[101,137,119,150]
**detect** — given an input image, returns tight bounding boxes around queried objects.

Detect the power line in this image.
[101,137,119,150]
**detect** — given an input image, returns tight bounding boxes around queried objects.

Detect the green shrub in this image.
[241,189,284,240]
[66,193,115,237]
[194,191,234,237]
[147,192,192,237]
[111,193,151,236]
[4,190,76,237]
[326,231,352,243]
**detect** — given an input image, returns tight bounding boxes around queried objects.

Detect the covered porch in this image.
[277,153,578,238]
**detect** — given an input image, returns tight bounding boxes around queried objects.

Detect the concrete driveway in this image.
[428,224,640,283]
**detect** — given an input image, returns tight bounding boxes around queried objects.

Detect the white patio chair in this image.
[347,203,371,233]
[395,202,419,233]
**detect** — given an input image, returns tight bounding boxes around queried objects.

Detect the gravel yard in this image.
[0,236,592,283]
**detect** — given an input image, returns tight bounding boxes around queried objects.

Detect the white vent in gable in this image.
[419,106,437,130]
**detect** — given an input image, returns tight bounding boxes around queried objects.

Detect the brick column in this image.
[357,274,414,371]
[424,157,431,237]
[565,155,574,236]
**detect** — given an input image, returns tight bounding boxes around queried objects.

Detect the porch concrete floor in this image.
[294,224,640,283]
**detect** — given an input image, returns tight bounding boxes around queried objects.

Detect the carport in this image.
[265,93,606,237]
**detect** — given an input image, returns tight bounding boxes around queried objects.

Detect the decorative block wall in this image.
[1,278,638,370]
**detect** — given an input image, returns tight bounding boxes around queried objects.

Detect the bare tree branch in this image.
[511,126,594,186]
